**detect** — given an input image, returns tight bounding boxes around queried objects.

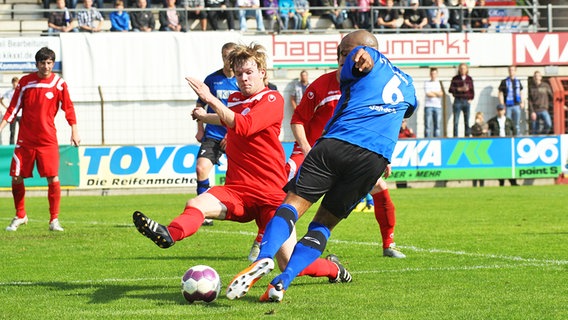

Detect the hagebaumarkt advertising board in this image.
[0,145,79,188]
[389,136,564,181]
[79,145,199,189]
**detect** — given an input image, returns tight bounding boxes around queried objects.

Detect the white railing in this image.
[1,3,568,35]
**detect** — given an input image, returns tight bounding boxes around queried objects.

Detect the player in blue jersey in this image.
[195,42,239,226]
[226,30,418,303]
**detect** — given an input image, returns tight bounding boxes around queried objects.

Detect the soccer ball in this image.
[181,265,221,303]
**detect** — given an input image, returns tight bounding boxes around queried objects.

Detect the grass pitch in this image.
[1,185,567,319]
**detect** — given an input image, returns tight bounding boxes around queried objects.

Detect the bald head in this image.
[342,30,378,50]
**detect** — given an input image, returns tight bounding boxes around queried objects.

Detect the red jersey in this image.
[3,72,77,147]
[290,71,340,154]
[224,88,287,199]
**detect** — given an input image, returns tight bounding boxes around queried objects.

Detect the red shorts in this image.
[11,145,59,178]
[207,184,285,231]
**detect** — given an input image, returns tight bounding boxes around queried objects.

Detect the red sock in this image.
[12,181,26,218]
[298,258,338,280]
[372,189,396,249]
[48,181,61,222]
[167,206,205,241]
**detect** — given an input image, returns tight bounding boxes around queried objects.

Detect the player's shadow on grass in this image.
[30,281,228,306]
[129,255,244,262]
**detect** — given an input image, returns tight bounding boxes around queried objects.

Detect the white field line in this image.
[0,262,561,288]
[1,223,567,287]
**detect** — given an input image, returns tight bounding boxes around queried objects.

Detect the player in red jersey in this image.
[1,47,80,232]
[132,43,351,290]
[285,57,406,259]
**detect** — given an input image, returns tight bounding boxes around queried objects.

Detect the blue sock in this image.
[196,179,210,195]
[272,221,330,290]
[366,193,374,206]
[257,204,298,260]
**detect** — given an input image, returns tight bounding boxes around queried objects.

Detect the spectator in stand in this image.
[428,0,450,31]
[402,0,428,31]
[47,0,78,34]
[354,0,372,30]
[470,0,489,32]
[343,0,357,29]
[295,0,312,30]
[206,0,236,31]
[375,0,399,32]
[279,0,299,30]
[448,0,470,32]
[470,111,487,187]
[487,104,519,186]
[0,77,19,145]
[498,65,524,135]
[290,70,310,111]
[237,0,266,31]
[470,111,488,138]
[159,0,188,31]
[186,0,208,31]
[424,67,444,138]
[263,0,282,31]
[528,70,554,135]
[131,0,155,32]
[320,0,345,30]
[110,0,131,31]
[77,0,104,32]
[399,119,416,138]
[448,63,474,137]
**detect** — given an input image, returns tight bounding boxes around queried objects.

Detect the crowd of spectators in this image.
[42,0,492,33]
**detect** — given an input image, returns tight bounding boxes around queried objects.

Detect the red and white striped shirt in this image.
[4,72,77,147]
[223,87,287,198]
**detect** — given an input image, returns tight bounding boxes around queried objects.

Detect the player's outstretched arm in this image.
[186,77,235,128]
[192,107,222,125]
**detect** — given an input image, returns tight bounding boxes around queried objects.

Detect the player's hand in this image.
[192,107,206,121]
[220,137,227,151]
[353,47,374,73]
[71,135,81,147]
[186,77,214,103]
[383,164,392,179]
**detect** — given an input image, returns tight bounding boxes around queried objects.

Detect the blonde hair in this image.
[229,43,268,82]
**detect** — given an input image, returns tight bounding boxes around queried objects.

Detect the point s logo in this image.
[513,33,568,65]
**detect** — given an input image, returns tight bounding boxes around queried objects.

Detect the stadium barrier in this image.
[1,136,566,189]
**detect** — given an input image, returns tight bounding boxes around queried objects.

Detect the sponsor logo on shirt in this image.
[369,105,397,113]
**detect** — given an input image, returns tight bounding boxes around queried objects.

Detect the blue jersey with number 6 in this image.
[322,46,418,162]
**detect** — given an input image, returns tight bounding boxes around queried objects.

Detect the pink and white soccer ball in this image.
[181,265,221,303]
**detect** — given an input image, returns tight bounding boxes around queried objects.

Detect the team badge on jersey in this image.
[268,94,276,102]
[307,92,314,99]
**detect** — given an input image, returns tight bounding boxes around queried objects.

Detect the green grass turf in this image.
[1,185,567,319]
